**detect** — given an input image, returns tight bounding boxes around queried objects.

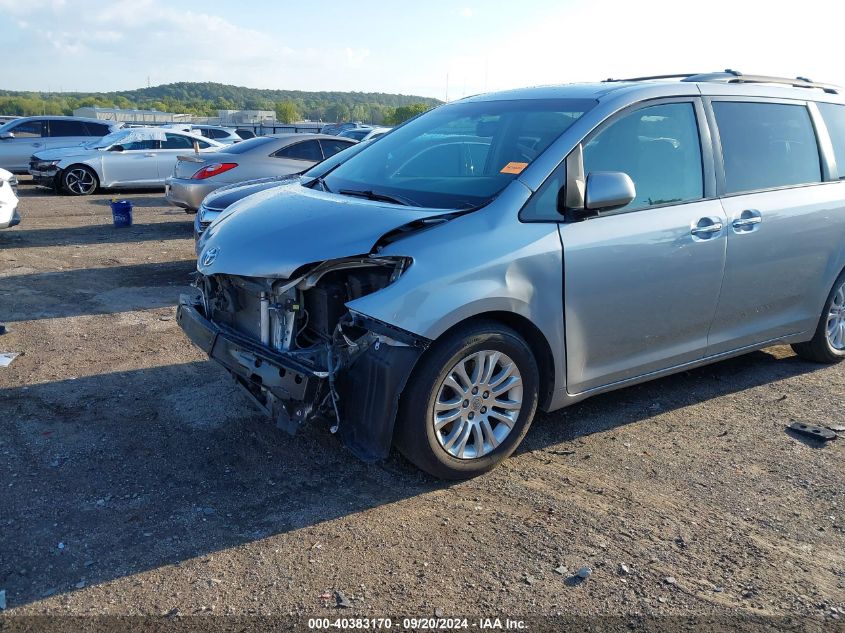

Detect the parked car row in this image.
[180,72,845,479]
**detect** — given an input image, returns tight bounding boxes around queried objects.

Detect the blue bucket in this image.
[110,200,133,228]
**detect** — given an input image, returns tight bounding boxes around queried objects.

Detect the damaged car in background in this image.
[180,75,845,479]
[0,167,20,229]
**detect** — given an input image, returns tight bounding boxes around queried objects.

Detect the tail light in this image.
[192,163,238,180]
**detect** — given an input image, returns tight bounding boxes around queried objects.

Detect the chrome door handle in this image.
[144,153,156,157]
[732,216,762,228]
[732,209,763,232]
[690,221,723,237]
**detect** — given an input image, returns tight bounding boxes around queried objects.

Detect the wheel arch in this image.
[409,310,556,412]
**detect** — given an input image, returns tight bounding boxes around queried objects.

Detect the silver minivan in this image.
[179,71,845,478]
[0,116,121,173]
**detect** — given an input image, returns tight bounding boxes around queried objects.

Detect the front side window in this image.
[274,140,322,161]
[121,139,158,151]
[49,119,88,137]
[323,98,596,209]
[713,101,821,194]
[9,120,44,138]
[583,102,703,211]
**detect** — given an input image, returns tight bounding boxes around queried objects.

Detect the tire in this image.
[791,270,845,364]
[395,320,539,479]
[61,165,99,196]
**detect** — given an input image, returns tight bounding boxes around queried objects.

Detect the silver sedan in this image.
[165,133,356,212]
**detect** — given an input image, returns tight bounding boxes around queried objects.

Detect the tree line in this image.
[0,82,440,125]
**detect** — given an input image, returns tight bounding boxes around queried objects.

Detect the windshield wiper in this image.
[338,189,415,206]
[311,176,332,193]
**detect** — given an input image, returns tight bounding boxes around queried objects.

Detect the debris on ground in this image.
[554,565,567,575]
[0,589,6,610]
[787,421,837,441]
[619,563,631,575]
[334,590,352,608]
[827,424,845,433]
[576,567,592,580]
[664,576,677,585]
[0,352,19,367]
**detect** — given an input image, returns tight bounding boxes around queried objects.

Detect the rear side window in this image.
[583,102,703,211]
[818,103,845,179]
[713,102,821,194]
[274,140,322,161]
[84,122,112,136]
[50,119,88,137]
[320,138,354,158]
[162,133,194,150]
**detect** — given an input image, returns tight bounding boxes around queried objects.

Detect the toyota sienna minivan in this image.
[179,71,845,479]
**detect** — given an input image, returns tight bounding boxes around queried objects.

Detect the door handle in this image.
[144,153,156,157]
[690,218,723,238]
[732,216,761,228]
[731,209,763,232]
[32,142,43,147]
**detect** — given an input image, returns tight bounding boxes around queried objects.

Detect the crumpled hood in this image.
[197,182,447,279]
[33,145,97,161]
[202,175,301,211]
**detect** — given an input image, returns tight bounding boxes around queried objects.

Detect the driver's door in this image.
[0,119,47,172]
[101,139,160,186]
[561,99,728,394]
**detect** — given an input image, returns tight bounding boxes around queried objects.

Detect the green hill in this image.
[0,82,442,124]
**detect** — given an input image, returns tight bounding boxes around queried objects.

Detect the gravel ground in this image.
[1,181,844,628]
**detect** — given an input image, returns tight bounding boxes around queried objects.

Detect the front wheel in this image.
[61,165,99,196]
[395,321,539,479]
[791,270,845,364]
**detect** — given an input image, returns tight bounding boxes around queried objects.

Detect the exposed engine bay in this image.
[178,255,428,461]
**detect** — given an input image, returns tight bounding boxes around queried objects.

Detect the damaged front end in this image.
[177,255,428,461]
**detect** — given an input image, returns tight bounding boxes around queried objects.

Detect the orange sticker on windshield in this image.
[500,161,528,174]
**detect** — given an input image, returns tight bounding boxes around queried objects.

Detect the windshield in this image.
[87,130,130,149]
[219,136,277,154]
[324,98,596,209]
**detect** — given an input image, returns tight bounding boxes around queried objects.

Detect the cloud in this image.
[1,0,373,92]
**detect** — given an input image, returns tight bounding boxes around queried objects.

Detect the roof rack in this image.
[604,70,840,94]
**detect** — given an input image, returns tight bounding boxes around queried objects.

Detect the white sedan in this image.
[0,167,20,229]
[28,128,224,195]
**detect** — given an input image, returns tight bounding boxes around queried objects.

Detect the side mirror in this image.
[109,144,124,152]
[0,132,15,140]
[584,171,636,212]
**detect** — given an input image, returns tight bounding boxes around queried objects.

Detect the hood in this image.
[0,167,12,182]
[202,175,302,211]
[32,145,97,161]
[197,182,448,279]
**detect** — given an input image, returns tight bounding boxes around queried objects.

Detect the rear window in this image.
[220,136,276,154]
[713,102,821,194]
[818,103,845,179]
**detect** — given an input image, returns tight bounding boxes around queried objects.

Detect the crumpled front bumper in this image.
[177,293,428,461]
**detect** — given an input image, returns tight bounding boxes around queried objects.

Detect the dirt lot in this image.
[1,180,844,627]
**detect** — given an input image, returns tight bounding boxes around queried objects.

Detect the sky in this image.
[1,0,844,100]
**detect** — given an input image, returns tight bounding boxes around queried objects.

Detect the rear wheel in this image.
[791,271,845,364]
[62,165,98,196]
[395,321,539,479]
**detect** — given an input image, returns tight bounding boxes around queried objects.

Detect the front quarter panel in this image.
[347,182,566,404]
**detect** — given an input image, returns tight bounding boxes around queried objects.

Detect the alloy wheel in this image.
[65,168,96,195]
[433,350,523,459]
[827,281,845,350]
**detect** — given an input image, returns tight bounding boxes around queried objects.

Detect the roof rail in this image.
[603,73,698,83]
[603,70,840,94]
[682,70,840,94]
